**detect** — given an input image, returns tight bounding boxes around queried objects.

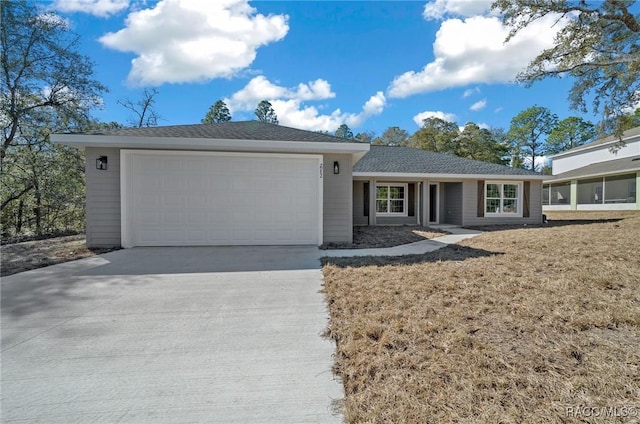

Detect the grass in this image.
[322,211,640,423]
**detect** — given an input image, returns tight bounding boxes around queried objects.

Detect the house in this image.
[51,121,545,248]
[543,126,640,212]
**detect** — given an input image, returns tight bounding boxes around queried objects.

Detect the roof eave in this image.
[50,134,370,156]
[353,172,546,180]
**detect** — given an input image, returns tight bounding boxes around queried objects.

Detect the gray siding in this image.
[85,147,122,248]
[462,179,543,226]
[352,180,368,226]
[441,182,463,225]
[323,154,353,243]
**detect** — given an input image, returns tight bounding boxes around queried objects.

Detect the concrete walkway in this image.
[1,246,342,424]
[322,226,483,257]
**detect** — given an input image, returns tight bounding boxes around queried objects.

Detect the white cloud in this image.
[413,110,457,127]
[462,87,480,98]
[226,76,385,131]
[423,0,493,20]
[478,122,490,129]
[99,0,289,85]
[388,14,565,98]
[494,107,503,113]
[54,0,129,17]
[470,99,487,111]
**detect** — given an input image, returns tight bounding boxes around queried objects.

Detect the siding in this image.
[323,153,353,243]
[376,216,418,225]
[462,179,543,226]
[353,180,368,226]
[85,147,122,248]
[552,139,640,174]
[441,182,463,225]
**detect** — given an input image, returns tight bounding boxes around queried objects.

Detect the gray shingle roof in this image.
[354,145,541,176]
[82,121,362,144]
[545,155,640,181]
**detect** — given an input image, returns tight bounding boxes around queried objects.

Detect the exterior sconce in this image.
[96,156,108,170]
[333,161,339,174]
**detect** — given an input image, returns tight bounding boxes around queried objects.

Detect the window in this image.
[376,184,406,215]
[550,182,571,205]
[604,174,636,203]
[485,182,521,215]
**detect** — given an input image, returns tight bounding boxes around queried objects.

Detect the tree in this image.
[334,123,353,139]
[202,99,231,124]
[354,130,375,144]
[456,122,509,164]
[492,0,640,136]
[546,116,596,154]
[255,100,278,124]
[620,108,640,131]
[373,126,410,146]
[410,117,459,154]
[1,1,105,165]
[118,88,161,128]
[1,1,105,237]
[507,106,558,171]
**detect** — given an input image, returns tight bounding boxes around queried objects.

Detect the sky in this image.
[44,0,613,136]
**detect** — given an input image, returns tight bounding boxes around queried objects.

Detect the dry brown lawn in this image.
[322,211,640,423]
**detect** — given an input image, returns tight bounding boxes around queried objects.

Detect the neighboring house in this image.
[543,126,640,212]
[52,121,544,248]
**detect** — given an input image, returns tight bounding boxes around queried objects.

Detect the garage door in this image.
[121,150,322,247]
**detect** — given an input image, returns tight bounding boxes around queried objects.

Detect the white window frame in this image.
[485,181,523,217]
[375,183,408,216]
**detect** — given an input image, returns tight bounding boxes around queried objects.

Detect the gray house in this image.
[52,121,544,248]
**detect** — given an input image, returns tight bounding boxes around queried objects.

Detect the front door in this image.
[429,183,438,223]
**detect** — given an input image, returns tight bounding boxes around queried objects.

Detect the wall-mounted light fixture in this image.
[333,161,339,174]
[96,156,108,171]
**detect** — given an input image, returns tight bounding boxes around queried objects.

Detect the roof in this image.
[550,126,640,158]
[354,145,541,177]
[78,121,362,144]
[545,155,640,182]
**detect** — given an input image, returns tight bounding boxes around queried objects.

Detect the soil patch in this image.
[1,235,118,277]
[322,225,448,249]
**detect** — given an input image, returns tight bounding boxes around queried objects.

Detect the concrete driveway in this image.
[1,246,342,423]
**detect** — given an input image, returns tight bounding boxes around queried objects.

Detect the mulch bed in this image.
[321,225,448,249]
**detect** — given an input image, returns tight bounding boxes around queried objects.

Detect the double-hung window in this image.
[376,184,407,215]
[485,182,521,216]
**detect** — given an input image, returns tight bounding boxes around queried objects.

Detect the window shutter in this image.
[477,180,484,217]
[363,183,369,217]
[523,181,530,218]
[408,183,415,217]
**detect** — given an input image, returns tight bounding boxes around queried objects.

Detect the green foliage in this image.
[620,108,640,131]
[255,100,278,124]
[507,106,557,170]
[335,123,354,139]
[202,99,231,124]
[373,126,410,146]
[546,116,596,154]
[456,123,509,165]
[354,131,375,143]
[492,0,640,136]
[1,0,105,238]
[410,117,459,154]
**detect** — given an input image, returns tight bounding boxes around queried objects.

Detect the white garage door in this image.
[121,150,322,247]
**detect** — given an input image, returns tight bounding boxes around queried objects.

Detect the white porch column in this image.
[368,178,376,225]
[570,179,578,210]
[421,180,429,226]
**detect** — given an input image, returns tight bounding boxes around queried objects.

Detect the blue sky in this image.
[48,0,608,136]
